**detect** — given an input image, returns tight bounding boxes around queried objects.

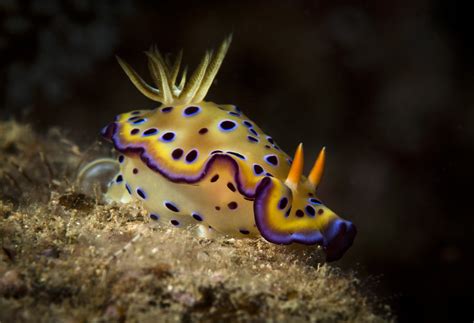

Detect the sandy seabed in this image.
[0,121,391,322]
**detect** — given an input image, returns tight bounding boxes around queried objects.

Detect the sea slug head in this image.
[254,144,357,261]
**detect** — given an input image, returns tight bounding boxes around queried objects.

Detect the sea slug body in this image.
[101,36,356,261]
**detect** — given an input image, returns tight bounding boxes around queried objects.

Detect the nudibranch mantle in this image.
[101,36,356,261]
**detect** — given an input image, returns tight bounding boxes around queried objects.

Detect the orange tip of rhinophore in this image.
[285,143,304,189]
[308,146,326,189]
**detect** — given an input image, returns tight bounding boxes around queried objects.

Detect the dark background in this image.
[1,0,473,321]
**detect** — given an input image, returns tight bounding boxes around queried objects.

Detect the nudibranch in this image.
[101,36,356,261]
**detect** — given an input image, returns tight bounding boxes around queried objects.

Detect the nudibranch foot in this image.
[76,158,129,202]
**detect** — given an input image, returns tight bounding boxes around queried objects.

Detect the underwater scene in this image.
[1,1,472,322]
